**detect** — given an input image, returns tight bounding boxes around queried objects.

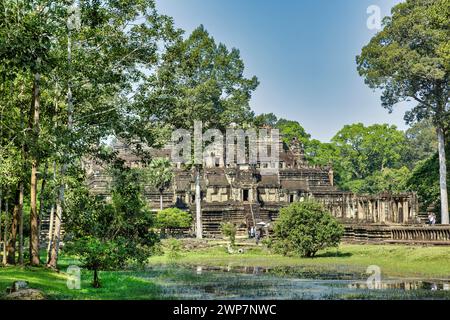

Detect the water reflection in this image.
[146,265,450,300]
[349,280,450,291]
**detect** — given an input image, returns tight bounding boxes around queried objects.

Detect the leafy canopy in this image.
[271,200,344,258]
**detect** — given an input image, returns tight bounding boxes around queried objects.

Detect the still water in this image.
[144,265,450,300]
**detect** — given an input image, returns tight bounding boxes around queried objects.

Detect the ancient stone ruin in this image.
[83,133,450,244]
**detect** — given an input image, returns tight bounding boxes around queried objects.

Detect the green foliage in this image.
[404,119,437,169]
[165,238,182,260]
[275,118,311,146]
[253,113,278,128]
[145,157,173,193]
[356,0,449,125]
[406,154,442,213]
[65,165,158,287]
[345,167,410,195]
[271,201,344,258]
[156,208,192,236]
[304,123,410,193]
[220,222,237,247]
[151,25,259,131]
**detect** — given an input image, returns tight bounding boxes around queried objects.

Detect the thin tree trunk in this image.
[46,161,57,263]
[7,188,20,264]
[18,182,24,265]
[18,94,26,265]
[38,162,48,244]
[0,109,2,259]
[48,30,75,268]
[47,185,63,268]
[437,126,449,224]
[29,72,41,266]
[93,268,100,288]
[195,166,202,239]
[0,193,2,264]
[2,201,8,265]
[46,204,55,262]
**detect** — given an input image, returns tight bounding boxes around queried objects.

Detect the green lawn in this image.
[0,255,163,300]
[149,242,450,279]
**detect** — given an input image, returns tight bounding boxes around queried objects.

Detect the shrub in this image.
[156,208,192,237]
[220,222,237,247]
[165,238,182,260]
[271,200,344,257]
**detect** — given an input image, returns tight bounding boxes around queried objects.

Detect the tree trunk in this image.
[18,182,24,265]
[0,191,2,262]
[46,204,55,262]
[46,162,57,263]
[29,72,41,266]
[92,268,101,288]
[7,188,20,264]
[38,162,48,243]
[437,126,449,224]
[47,184,63,268]
[195,166,202,239]
[48,29,74,268]
[2,201,8,265]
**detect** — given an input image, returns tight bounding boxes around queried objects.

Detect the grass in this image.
[0,255,163,300]
[149,241,450,279]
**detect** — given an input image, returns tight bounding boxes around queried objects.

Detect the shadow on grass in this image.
[315,251,353,258]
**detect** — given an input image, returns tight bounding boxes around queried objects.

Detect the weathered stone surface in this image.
[5,289,46,300]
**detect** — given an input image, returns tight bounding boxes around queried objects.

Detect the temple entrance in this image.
[243,189,249,202]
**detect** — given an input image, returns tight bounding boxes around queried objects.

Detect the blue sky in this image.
[155,0,410,142]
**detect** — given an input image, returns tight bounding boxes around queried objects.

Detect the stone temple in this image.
[84,131,450,244]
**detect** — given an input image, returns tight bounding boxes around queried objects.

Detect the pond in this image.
[141,265,450,300]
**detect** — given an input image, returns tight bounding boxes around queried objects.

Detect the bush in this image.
[271,200,344,257]
[165,238,182,260]
[156,208,192,237]
[220,222,237,247]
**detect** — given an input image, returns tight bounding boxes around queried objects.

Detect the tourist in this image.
[431,213,436,226]
[255,229,261,245]
[428,213,434,226]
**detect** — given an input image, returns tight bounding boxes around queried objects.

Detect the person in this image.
[428,213,434,226]
[255,229,261,245]
[250,226,255,238]
[431,213,436,225]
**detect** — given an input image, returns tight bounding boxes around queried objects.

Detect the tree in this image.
[275,119,311,146]
[356,167,411,194]
[148,25,258,238]
[357,0,449,224]
[271,201,344,257]
[220,222,237,247]
[404,119,437,168]
[306,123,408,192]
[65,164,158,287]
[254,113,278,128]
[44,0,177,268]
[145,158,173,211]
[156,208,192,237]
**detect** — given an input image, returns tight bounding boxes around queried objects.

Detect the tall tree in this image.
[147,25,258,237]
[145,158,173,211]
[357,0,450,224]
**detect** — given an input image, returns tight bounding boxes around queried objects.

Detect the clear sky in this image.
[155,0,411,142]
